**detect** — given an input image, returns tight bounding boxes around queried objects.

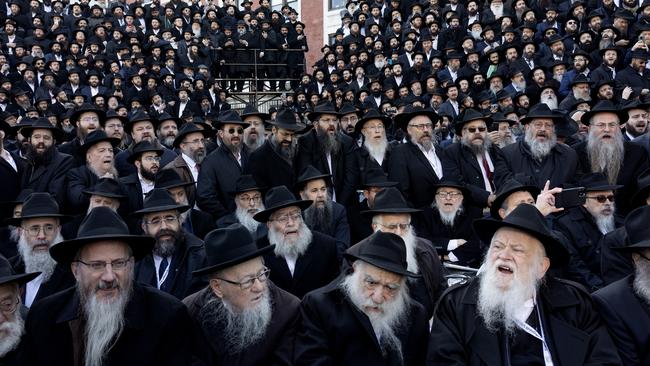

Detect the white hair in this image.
[18,231,63,284]
[524,124,557,161]
[268,220,313,259]
[587,127,624,185]
[363,134,388,165]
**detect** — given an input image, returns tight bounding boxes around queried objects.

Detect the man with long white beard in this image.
[355,109,392,171]
[241,105,269,151]
[216,174,266,239]
[539,84,559,110]
[183,224,300,365]
[575,100,650,215]
[8,193,74,308]
[494,103,579,189]
[296,166,350,255]
[593,205,650,365]
[361,187,446,319]
[253,185,340,298]
[294,231,429,365]
[134,189,207,300]
[428,203,621,364]
[23,207,194,365]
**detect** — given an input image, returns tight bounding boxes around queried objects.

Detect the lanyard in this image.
[513,302,554,366]
[157,257,171,289]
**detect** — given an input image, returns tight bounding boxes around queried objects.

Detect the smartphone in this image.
[554,187,586,208]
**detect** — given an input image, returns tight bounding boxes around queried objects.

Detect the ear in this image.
[209,279,224,299]
[539,256,551,279]
[71,262,80,281]
[498,207,506,220]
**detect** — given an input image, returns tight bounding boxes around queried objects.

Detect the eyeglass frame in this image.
[144,214,179,227]
[22,224,58,237]
[74,256,133,273]
[586,194,615,203]
[269,210,303,225]
[215,267,271,290]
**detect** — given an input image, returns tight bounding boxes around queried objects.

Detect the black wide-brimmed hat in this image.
[154,169,194,190]
[70,103,106,125]
[362,187,421,215]
[0,255,39,286]
[354,109,392,135]
[491,112,518,127]
[127,140,164,164]
[82,178,126,199]
[490,177,541,219]
[125,111,157,133]
[580,100,628,126]
[79,130,121,155]
[5,192,70,226]
[0,119,12,138]
[173,122,211,148]
[216,109,250,128]
[50,207,155,264]
[0,188,33,214]
[614,206,650,252]
[454,108,493,135]
[253,185,312,223]
[19,117,64,140]
[394,105,439,131]
[474,203,569,267]
[339,102,362,117]
[579,172,623,192]
[240,104,270,121]
[519,103,564,125]
[268,108,307,131]
[361,168,398,188]
[192,224,275,276]
[229,174,265,195]
[102,110,129,126]
[294,165,331,191]
[156,112,183,128]
[344,231,420,277]
[307,101,340,122]
[432,177,471,197]
[133,188,191,216]
[631,168,650,208]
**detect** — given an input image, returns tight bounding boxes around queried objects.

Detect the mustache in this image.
[97,279,119,291]
[156,229,176,240]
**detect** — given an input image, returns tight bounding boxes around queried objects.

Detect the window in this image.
[329,0,345,10]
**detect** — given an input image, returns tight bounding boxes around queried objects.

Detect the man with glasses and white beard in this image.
[183,224,300,365]
[294,231,429,365]
[216,175,267,239]
[8,193,75,308]
[593,205,650,365]
[428,204,621,364]
[22,207,194,365]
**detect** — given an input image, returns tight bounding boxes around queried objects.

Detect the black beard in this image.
[316,129,341,156]
[27,144,56,165]
[140,166,157,181]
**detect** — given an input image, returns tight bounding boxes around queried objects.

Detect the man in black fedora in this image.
[65,130,121,214]
[353,109,394,173]
[593,205,650,366]
[0,189,32,259]
[494,103,579,189]
[246,107,306,191]
[240,104,269,151]
[154,169,215,240]
[133,188,207,300]
[58,103,106,166]
[183,224,300,365]
[575,100,650,215]
[197,110,251,219]
[118,140,164,217]
[428,204,621,364]
[20,118,74,209]
[22,207,194,365]
[295,102,359,207]
[216,174,267,239]
[7,192,74,308]
[295,165,350,255]
[360,186,446,318]
[348,168,399,243]
[294,231,430,365]
[253,185,340,299]
[614,48,650,100]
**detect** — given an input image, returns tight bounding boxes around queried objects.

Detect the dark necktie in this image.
[482,153,495,191]
[158,257,169,285]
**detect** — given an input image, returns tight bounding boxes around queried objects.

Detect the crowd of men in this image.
[0,0,650,364]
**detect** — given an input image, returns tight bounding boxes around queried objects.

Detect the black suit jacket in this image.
[9,256,75,306]
[246,139,296,194]
[185,209,216,240]
[388,141,444,208]
[21,151,74,209]
[0,150,24,205]
[65,165,100,214]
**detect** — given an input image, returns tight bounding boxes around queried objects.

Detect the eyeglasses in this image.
[364,124,385,131]
[182,138,205,145]
[0,296,19,314]
[270,211,302,224]
[592,122,619,130]
[340,116,358,123]
[144,215,179,226]
[436,191,463,199]
[587,195,615,203]
[463,126,487,133]
[377,222,410,231]
[408,123,433,130]
[80,117,100,123]
[532,121,554,130]
[217,268,270,290]
[74,257,133,272]
[227,127,244,135]
[23,224,56,237]
[141,155,161,162]
[238,194,262,203]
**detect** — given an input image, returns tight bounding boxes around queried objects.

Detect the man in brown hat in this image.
[183,224,300,365]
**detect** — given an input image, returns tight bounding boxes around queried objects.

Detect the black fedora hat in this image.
[82,178,126,199]
[491,112,517,127]
[344,231,420,277]
[631,168,650,208]
[579,172,623,191]
[474,203,569,267]
[394,105,439,131]
[0,254,39,285]
[19,117,64,141]
[79,130,121,155]
[125,111,157,133]
[614,206,650,252]
[339,102,363,117]
[0,119,12,138]
[307,101,340,122]
[216,109,250,128]
[127,140,163,164]
[240,104,270,121]
[294,165,331,191]
[361,168,398,189]
[156,112,183,128]
[154,169,194,190]
[253,185,312,223]
[102,109,129,127]
[454,108,493,135]
[362,187,421,215]
[268,108,307,131]
[354,109,392,135]
[519,103,564,125]
[69,103,106,125]
[50,207,155,264]
[432,177,471,197]
[192,224,275,276]
[490,177,540,219]
[229,174,265,195]
[6,192,70,226]
[580,100,628,126]
[133,188,190,216]
[0,188,34,212]
[568,74,594,87]
[173,123,211,148]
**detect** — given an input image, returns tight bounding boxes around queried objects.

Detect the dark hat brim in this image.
[133,203,191,216]
[82,189,127,199]
[0,271,40,286]
[293,173,332,191]
[584,184,624,191]
[490,185,541,219]
[126,147,164,164]
[79,136,121,155]
[267,120,308,131]
[343,252,421,278]
[580,109,627,126]
[631,184,650,208]
[173,128,212,148]
[5,213,71,226]
[253,199,313,223]
[20,125,64,141]
[361,207,422,215]
[50,234,156,264]
[354,114,393,135]
[394,110,439,131]
[192,244,275,276]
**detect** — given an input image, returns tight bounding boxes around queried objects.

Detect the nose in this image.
[250,278,264,293]
[101,265,116,282]
[370,288,386,304]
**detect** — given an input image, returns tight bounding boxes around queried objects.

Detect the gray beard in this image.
[153,229,182,257]
[594,211,616,234]
[573,90,592,101]
[461,135,491,155]
[497,134,516,148]
[633,258,650,306]
[363,136,388,165]
[245,130,265,150]
[540,95,558,110]
[268,223,312,259]
[159,136,175,149]
[317,130,341,156]
[18,232,62,283]
[303,199,333,235]
[87,163,118,179]
[524,127,557,161]
[587,130,624,185]
[0,311,24,357]
[433,203,464,228]
[200,289,272,354]
[235,205,263,234]
[513,80,526,90]
[490,4,504,18]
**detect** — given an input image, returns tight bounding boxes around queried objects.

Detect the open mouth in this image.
[284,230,298,237]
[498,265,513,274]
[32,244,49,251]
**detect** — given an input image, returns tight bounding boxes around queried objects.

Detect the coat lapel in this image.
[409,143,437,180]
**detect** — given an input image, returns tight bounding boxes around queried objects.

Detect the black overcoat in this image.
[387,141,445,208]
[246,139,296,192]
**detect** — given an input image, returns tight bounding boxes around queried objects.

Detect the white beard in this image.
[633,257,650,306]
[235,205,264,234]
[269,222,312,259]
[587,128,624,185]
[524,126,557,161]
[435,203,464,228]
[594,211,616,234]
[471,30,482,40]
[513,80,526,91]
[0,311,24,357]
[573,89,592,101]
[490,4,504,18]
[18,232,62,283]
[540,94,558,110]
[363,136,388,165]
